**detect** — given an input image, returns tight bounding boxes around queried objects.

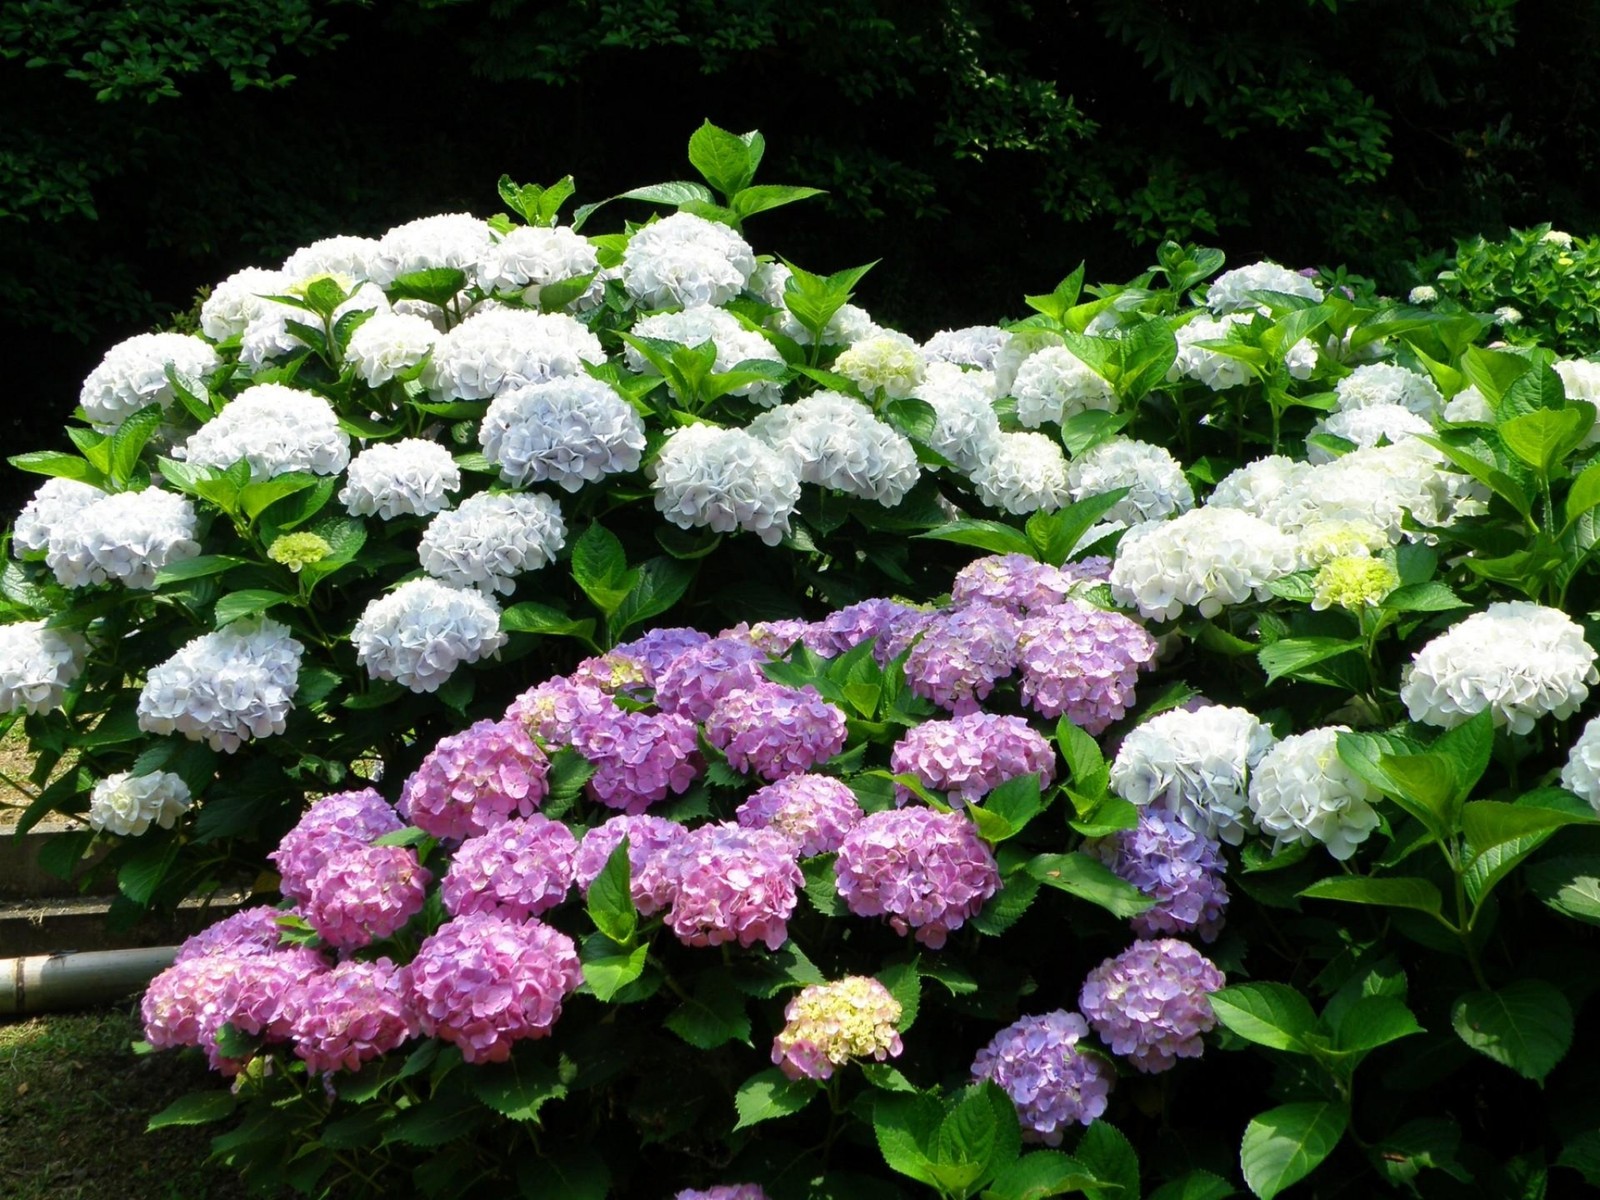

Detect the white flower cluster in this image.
[423,309,603,401]
[1205,261,1322,315]
[78,333,220,430]
[970,431,1070,515]
[1441,385,1493,424]
[1332,363,1443,420]
[1206,455,1315,519]
[1400,601,1598,734]
[178,384,351,480]
[1109,507,1297,620]
[200,266,290,340]
[923,325,1011,370]
[479,225,600,300]
[1169,314,1252,390]
[628,305,785,405]
[1065,437,1194,526]
[12,478,104,554]
[239,282,386,370]
[749,391,919,505]
[87,770,193,837]
[650,424,800,545]
[1011,346,1117,428]
[418,492,566,595]
[343,310,438,387]
[1257,440,1457,541]
[352,578,507,693]
[281,235,379,281]
[622,212,755,309]
[0,621,88,714]
[1561,715,1600,812]
[1247,727,1381,860]
[479,376,647,491]
[1555,359,1600,404]
[365,213,494,289]
[1408,285,1439,305]
[44,488,201,590]
[832,334,926,399]
[340,439,462,519]
[915,362,1001,473]
[1110,705,1277,845]
[1308,404,1432,462]
[137,618,304,752]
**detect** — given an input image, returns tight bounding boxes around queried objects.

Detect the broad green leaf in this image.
[1556,1130,1600,1187]
[936,1083,1021,1197]
[874,1092,945,1188]
[1024,264,1086,324]
[688,120,762,196]
[886,396,939,441]
[1525,854,1600,925]
[1462,797,1593,906]
[802,854,847,917]
[579,935,648,1003]
[665,976,751,1049]
[733,1067,815,1130]
[970,872,1042,936]
[1380,582,1467,613]
[916,519,1038,559]
[1500,407,1593,472]
[1024,489,1131,566]
[153,554,248,585]
[1564,460,1600,528]
[1117,317,1180,402]
[1075,1120,1139,1198]
[608,556,694,641]
[1331,995,1424,1053]
[1208,982,1321,1053]
[1146,1170,1237,1200]
[468,1056,566,1121]
[239,472,318,520]
[1027,853,1154,918]
[147,1090,238,1130]
[731,184,825,218]
[877,959,922,1032]
[982,774,1046,840]
[984,1151,1100,1200]
[108,405,164,484]
[570,521,637,617]
[515,1150,610,1200]
[862,1063,919,1093]
[1460,345,1530,404]
[1257,637,1362,685]
[1240,1101,1348,1200]
[8,450,102,485]
[386,267,467,308]
[500,601,595,642]
[1416,434,1533,520]
[587,839,636,944]
[1498,361,1568,418]
[1451,980,1572,1082]
[382,1094,487,1147]
[1370,1118,1472,1190]
[213,589,295,627]
[1055,718,1109,798]
[1299,875,1444,917]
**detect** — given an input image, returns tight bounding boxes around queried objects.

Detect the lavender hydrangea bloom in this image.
[504,677,619,744]
[569,651,652,697]
[902,603,1021,714]
[1109,705,1276,845]
[890,713,1056,806]
[654,636,769,722]
[301,842,431,951]
[667,823,803,950]
[875,606,939,667]
[441,815,578,921]
[809,598,919,657]
[142,950,324,1073]
[409,913,582,1064]
[951,555,1075,614]
[970,1011,1113,1143]
[288,958,420,1074]
[573,814,689,916]
[675,1187,771,1200]
[613,626,712,681]
[1087,809,1229,941]
[722,618,814,658]
[772,975,904,1080]
[173,906,286,964]
[572,708,701,813]
[1016,602,1158,734]
[271,788,403,904]
[736,774,864,858]
[400,718,549,841]
[1079,939,1225,1073]
[706,682,848,781]
[834,809,1002,947]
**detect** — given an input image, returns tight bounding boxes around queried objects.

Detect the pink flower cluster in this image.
[809,597,921,657]
[902,603,1021,713]
[667,823,803,950]
[270,788,403,903]
[890,712,1055,806]
[1016,602,1158,733]
[1079,938,1225,1073]
[771,975,904,1081]
[441,815,578,921]
[171,904,283,963]
[654,636,768,721]
[735,774,864,857]
[834,808,1001,947]
[301,842,431,951]
[289,958,419,1075]
[574,813,688,915]
[706,682,848,780]
[505,677,617,744]
[970,1010,1113,1143]
[399,717,549,840]
[572,708,701,813]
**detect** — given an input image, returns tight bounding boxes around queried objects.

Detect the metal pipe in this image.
[0,946,176,1016]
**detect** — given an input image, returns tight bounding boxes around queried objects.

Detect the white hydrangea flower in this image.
[78,332,221,430]
[340,439,461,519]
[1400,601,1598,734]
[1545,230,1576,248]
[992,328,1065,396]
[365,213,494,289]
[351,578,507,693]
[343,310,438,386]
[969,431,1070,515]
[1441,385,1493,424]
[478,376,646,492]
[1294,518,1389,569]
[1169,313,1253,390]
[201,266,292,341]
[423,308,604,401]
[748,391,920,505]
[1308,404,1433,463]
[1408,285,1439,304]
[239,281,387,369]
[45,489,200,590]
[650,424,800,545]
[1109,507,1297,620]
[281,235,381,281]
[1011,345,1117,427]
[137,618,304,752]
[1332,363,1443,419]
[833,334,926,399]
[628,305,785,405]
[87,770,193,837]
[0,621,88,714]
[1206,455,1316,518]
[1494,306,1523,326]
[13,478,104,555]
[1560,715,1600,812]
[1248,727,1380,860]
[1206,262,1323,315]
[923,325,1011,370]
[1066,437,1194,526]
[178,384,351,480]
[1260,441,1456,541]
[1553,360,1600,448]
[478,225,601,301]
[915,361,1002,473]
[622,212,755,309]
[1285,337,1319,380]
[418,492,566,595]
[1110,705,1277,845]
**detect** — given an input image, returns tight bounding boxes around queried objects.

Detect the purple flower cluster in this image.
[399,718,549,841]
[970,1011,1114,1143]
[301,843,431,951]
[723,618,813,658]
[706,682,848,781]
[288,958,419,1075]
[270,788,403,903]
[675,1188,770,1200]
[1088,809,1229,941]
[142,949,324,1073]
[504,677,617,744]
[903,603,1020,713]
[890,712,1055,806]
[952,554,1074,614]
[441,815,578,921]
[874,606,938,666]
[834,809,1001,947]
[1079,938,1225,1073]
[574,814,688,915]
[654,636,768,721]
[572,708,700,813]
[1016,602,1158,733]
[736,774,864,857]
[172,905,283,963]
[410,912,582,1064]
[810,598,920,657]
[667,823,803,950]
[616,625,712,681]
[569,650,651,696]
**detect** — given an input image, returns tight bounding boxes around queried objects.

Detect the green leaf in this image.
[1460,345,1530,404]
[213,589,295,627]
[1500,407,1593,472]
[916,519,1037,559]
[733,1067,816,1130]
[579,934,649,1003]
[971,872,1042,936]
[1075,1120,1139,1198]
[1028,853,1154,918]
[570,521,637,617]
[1116,317,1181,403]
[516,1151,610,1200]
[469,1055,566,1121]
[1370,1118,1472,1190]
[1525,854,1600,925]
[118,839,178,905]
[608,556,694,641]
[877,960,922,1033]
[239,472,318,520]
[936,1082,1020,1197]
[862,1063,919,1092]
[1055,719,1109,799]
[383,1094,487,1147]
[874,1092,945,1189]
[1564,461,1600,528]
[1462,798,1593,907]
[1380,582,1468,613]
[664,976,751,1049]
[153,554,248,585]
[1298,875,1444,917]
[386,267,467,308]
[1257,637,1362,685]
[1556,1130,1600,1187]
[1207,982,1321,1054]
[1331,995,1423,1054]
[984,1151,1101,1200]
[147,1090,237,1130]
[1024,489,1131,566]
[731,183,826,219]
[1416,434,1533,520]
[981,774,1046,840]
[803,853,847,916]
[1145,1170,1237,1200]
[1024,265,1086,324]
[500,601,596,642]
[9,450,102,485]
[587,839,637,945]
[108,405,164,484]
[688,120,762,197]
[1451,980,1573,1082]
[1239,1101,1348,1200]
[372,826,431,849]
[1500,362,1569,417]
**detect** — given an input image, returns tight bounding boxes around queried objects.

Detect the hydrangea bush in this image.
[13,126,1600,1200]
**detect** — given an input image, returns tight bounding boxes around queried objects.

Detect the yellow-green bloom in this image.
[771,975,904,1080]
[1310,555,1399,611]
[268,532,332,573]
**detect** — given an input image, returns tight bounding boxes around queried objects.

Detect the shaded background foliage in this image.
[6,0,1600,508]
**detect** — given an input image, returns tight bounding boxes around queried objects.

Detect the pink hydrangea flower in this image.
[301,842,431,952]
[653,636,769,722]
[1016,602,1157,734]
[270,788,403,903]
[287,958,419,1075]
[505,677,618,745]
[573,813,689,915]
[834,809,1001,947]
[399,717,549,840]
[572,708,701,813]
[735,774,864,858]
[142,949,324,1073]
[1079,938,1225,1073]
[902,603,1020,713]
[890,712,1055,806]
[706,682,848,781]
[667,823,803,950]
[173,905,284,964]
[440,815,578,921]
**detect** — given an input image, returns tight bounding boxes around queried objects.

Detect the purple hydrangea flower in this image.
[1079,938,1225,1073]
[142,950,324,1073]
[890,712,1055,806]
[288,958,419,1075]
[270,788,403,904]
[572,708,701,813]
[409,913,582,1064]
[667,823,803,950]
[573,813,689,915]
[1016,602,1158,734]
[772,975,904,1081]
[951,554,1075,614]
[721,618,814,658]
[440,814,578,921]
[735,774,864,857]
[834,809,1001,947]
[504,677,618,745]
[706,682,849,781]
[654,636,769,722]
[173,905,284,964]
[399,717,549,841]
[874,606,938,667]
[1087,809,1229,941]
[675,1187,770,1200]
[970,1011,1114,1143]
[903,603,1020,713]
[569,651,652,697]
[810,598,921,657]
[301,842,431,952]
[615,625,713,680]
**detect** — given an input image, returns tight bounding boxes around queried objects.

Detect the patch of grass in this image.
[0,1007,261,1199]
[0,719,36,813]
